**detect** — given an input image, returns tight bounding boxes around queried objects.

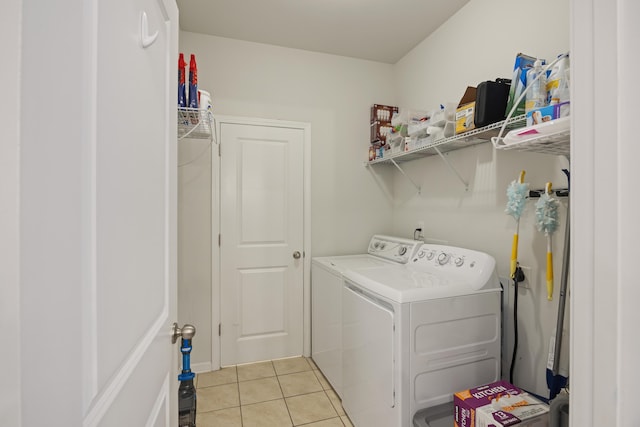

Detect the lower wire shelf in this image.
[491,117,570,157]
[178,107,212,140]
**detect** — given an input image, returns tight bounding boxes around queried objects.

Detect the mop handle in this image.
[552,202,570,375]
[510,227,519,278]
[510,170,527,278]
[546,240,554,301]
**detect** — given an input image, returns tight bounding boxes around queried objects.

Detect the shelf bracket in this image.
[432,147,469,191]
[390,158,421,194]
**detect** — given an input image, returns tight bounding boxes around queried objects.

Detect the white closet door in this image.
[219,121,305,365]
[19,0,179,424]
[84,0,179,425]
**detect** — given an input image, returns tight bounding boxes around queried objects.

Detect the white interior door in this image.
[18,0,178,424]
[219,120,305,366]
[85,1,179,424]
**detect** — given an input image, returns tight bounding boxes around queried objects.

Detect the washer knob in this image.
[373,242,380,249]
[426,250,435,260]
[437,252,450,265]
[398,246,407,256]
[417,250,426,258]
[454,257,464,267]
[380,243,386,249]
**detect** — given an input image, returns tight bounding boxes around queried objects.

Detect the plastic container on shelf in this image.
[198,89,212,112]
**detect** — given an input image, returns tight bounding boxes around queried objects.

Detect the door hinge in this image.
[218,234,221,247]
[218,323,221,336]
[218,143,221,157]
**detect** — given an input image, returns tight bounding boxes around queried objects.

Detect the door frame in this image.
[212,115,312,370]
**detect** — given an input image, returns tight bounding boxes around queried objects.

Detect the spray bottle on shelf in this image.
[547,54,570,105]
[188,54,199,109]
[525,59,547,113]
[178,53,187,107]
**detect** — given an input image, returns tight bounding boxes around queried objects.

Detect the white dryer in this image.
[311,235,422,398]
[341,244,502,427]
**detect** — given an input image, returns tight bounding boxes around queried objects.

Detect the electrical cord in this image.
[510,264,525,384]
[499,279,504,379]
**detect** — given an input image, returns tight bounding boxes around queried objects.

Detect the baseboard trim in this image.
[191,361,213,374]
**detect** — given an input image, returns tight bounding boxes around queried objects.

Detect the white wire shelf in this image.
[366,114,527,166]
[491,119,570,157]
[178,107,212,140]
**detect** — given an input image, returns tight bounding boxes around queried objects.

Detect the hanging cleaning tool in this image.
[535,182,560,300]
[547,169,570,401]
[506,170,529,279]
[172,323,197,427]
[505,170,528,384]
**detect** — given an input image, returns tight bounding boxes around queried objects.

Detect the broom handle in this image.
[510,223,519,278]
[547,237,554,301]
[552,202,570,375]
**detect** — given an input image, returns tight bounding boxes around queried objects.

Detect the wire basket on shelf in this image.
[178,107,212,140]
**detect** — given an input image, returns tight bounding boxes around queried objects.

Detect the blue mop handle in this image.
[179,338,195,381]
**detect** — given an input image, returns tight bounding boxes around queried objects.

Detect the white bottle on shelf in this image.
[525,59,547,113]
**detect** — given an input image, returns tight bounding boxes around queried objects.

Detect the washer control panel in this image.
[412,244,491,275]
[410,244,498,290]
[367,235,422,263]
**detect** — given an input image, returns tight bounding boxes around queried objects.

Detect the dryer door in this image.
[342,282,397,427]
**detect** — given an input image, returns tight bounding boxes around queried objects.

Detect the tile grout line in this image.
[235,364,245,427]
[273,361,296,427]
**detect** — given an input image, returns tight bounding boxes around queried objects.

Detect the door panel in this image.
[83,0,178,424]
[240,139,288,242]
[220,122,304,365]
[238,267,287,336]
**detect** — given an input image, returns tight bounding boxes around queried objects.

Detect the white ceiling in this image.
[176,0,469,64]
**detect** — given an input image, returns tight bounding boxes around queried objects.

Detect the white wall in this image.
[178,31,397,365]
[18,0,85,424]
[178,140,213,370]
[391,0,570,397]
[0,0,22,425]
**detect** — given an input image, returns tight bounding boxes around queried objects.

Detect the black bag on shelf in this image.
[474,78,511,127]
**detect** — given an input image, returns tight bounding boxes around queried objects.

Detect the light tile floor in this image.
[195,357,353,427]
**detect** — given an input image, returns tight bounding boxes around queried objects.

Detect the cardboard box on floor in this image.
[456,86,477,134]
[454,380,549,427]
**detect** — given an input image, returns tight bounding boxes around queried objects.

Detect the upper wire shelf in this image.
[178,107,213,140]
[366,114,527,166]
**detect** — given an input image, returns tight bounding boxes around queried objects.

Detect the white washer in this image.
[341,244,502,427]
[312,235,422,398]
